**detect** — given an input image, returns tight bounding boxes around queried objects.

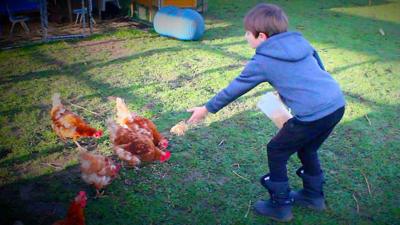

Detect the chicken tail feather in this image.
[107,118,118,141]
[52,93,62,107]
[115,97,132,124]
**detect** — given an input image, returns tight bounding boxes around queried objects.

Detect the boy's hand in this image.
[187,106,209,124]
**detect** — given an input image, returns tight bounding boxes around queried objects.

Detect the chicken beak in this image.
[160,139,169,149]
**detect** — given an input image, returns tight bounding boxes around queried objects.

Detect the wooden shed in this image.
[131,0,207,22]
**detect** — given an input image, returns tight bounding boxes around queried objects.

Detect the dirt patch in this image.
[214,176,230,186]
[0,17,149,49]
[7,149,79,187]
[74,38,129,57]
[183,170,206,183]
[199,198,223,214]
[144,102,156,110]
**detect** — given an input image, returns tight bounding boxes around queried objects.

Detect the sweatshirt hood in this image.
[256,32,313,62]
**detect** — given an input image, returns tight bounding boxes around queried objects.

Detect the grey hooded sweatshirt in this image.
[205,31,345,121]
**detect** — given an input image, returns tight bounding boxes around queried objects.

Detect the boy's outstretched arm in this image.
[187,58,268,124]
[205,59,268,113]
[187,106,209,124]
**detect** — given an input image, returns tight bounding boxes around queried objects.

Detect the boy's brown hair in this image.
[244,3,288,38]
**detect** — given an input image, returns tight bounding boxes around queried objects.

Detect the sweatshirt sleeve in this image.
[205,59,268,113]
[313,50,326,71]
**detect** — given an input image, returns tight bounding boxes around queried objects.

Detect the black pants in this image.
[267,107,345,182]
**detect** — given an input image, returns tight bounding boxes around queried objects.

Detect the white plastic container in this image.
[257,92,293,129]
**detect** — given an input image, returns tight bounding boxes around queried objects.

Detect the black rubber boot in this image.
[290,167,326,211]
[253,174,293,222]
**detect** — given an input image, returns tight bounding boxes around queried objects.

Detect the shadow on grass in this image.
[0,89,398,224]
[0,40,248,86]
[0,165,84,225]
[0,145,65,168]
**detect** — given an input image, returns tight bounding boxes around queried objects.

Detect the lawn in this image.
[0,0,399,224]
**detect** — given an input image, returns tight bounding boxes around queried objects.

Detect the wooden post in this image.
[98,0,102,21]
[81,0,86,34]
[148,0,152,21]
[88,0,93,33]
[67,0,72,22]
[40,0,48,40]
[130,0,135,17]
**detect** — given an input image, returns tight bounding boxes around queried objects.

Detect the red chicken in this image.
[115,97,169,149]
[52,191,87,225]
[107,119,171,167]
[50,93,103,149]
[79,150,120,197]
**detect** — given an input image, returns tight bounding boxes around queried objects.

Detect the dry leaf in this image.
[107,96,117,101]
[170,121,189,136]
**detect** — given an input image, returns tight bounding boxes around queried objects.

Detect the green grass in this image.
[1,0,399,224]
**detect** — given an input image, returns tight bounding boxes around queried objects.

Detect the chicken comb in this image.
[160,151,171,162]
[76,191,87,208]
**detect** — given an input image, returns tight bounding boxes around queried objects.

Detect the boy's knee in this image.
[267,140,280,152]
[267,142,281,158]
[267,140,293,162]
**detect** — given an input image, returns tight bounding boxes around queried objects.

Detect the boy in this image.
[187,3,345,222]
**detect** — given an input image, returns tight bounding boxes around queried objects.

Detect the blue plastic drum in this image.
[153,6,205,41]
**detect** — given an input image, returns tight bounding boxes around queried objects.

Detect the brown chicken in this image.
[115,97,169,150]
[52,191,87,225]
[51,93,103,148]
[79,150,120,197]
[108,119,171,167]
